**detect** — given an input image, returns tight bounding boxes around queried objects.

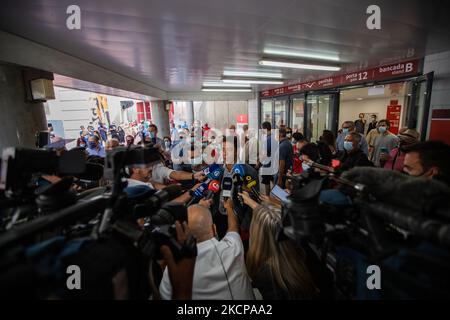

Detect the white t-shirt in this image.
[159,231,254,300]
[151,163,174,184]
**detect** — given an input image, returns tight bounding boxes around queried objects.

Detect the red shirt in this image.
[292,144,303,174]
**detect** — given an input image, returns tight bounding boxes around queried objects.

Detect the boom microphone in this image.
[342,167,450,219]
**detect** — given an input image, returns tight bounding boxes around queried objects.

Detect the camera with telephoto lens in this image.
[282,161,450,299]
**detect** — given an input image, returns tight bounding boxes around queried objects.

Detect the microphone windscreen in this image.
[342,167,450,216]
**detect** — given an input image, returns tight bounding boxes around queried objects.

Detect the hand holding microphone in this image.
[186,179,210,206]
[238,191,259,210]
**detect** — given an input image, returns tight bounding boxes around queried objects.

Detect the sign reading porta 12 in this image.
[260,59,421,98]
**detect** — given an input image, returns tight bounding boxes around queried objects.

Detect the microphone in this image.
[221,176,233,198]
[186,179,211,206]
[203,164,223,180]
[244,174,260,198]
[205,180,220,200]
[133,184,184,219]
[342,167,450,219]
[232,164,245,177]
[232,173,244,208]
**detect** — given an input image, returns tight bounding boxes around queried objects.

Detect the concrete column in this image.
[248,97,259,131]
[0,63,47,151]
[151,100,170,138]
[186,101,194,126]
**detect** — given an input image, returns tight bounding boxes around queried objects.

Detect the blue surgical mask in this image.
[342,128,349,135]
[302,163,311,172]
[88,141,97,149]
[378,126,387,134]
[344,141,354,151]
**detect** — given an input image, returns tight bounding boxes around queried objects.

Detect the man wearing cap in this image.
[383,128,420,172]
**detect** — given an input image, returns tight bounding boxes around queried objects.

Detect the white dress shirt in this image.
[159,231,254,300]
[151,163,175,184]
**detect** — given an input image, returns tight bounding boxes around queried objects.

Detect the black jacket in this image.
[339,149,374,172]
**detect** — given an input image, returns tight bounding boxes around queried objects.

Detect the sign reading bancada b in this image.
[260,59,421,98]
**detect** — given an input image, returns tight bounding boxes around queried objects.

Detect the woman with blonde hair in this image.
[240,192,318,299]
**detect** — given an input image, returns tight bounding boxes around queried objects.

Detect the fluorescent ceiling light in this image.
[201,88,252,92]
[202,82,251,88]
[223,79,284,85]
[264,49,340,62]
[259,60,341,71]
[223,71,283,78]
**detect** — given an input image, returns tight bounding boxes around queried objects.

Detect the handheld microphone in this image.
[232,164,245,177]
[232,173,245,208]
[221,176,233,198]
[186,179,211,206]
[205,180,220,200]
[244,174,260,198]
[203,164,224,180]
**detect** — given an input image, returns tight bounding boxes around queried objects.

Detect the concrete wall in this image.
[340,95,408,131]
[173,100,249,131]
[0,63,47,150]
[46,86,141,139]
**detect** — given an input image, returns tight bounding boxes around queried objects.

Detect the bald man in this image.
[159,203,254,300]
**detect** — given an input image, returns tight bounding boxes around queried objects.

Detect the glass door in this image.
[261,99,273,125]
[406,72,434,140]
[290,95,305,134]
[305,92,339,142]
[274,99,288,128]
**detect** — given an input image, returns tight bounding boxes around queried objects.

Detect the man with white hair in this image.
[159,202,254,300]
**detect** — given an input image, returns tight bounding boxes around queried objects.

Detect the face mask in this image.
[378,126,387,134]
[342,128,349,135]
[88,142,97,149]
[287,133,292,138]
[164,141,170,149]
[149,132,155,138]
[80,143,86,148]
[302,163,311,172]
[344,141,353,151]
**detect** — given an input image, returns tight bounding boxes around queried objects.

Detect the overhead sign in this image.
[260,59,421,98]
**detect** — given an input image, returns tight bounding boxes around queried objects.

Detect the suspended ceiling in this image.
[0,0,449,99]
